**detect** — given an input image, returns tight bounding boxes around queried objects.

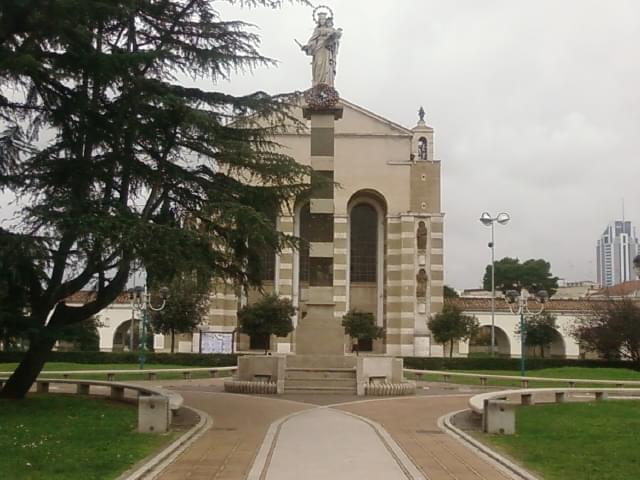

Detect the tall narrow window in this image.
[350,204,378,282]
[417,221,427,250]
[418,137,428,161]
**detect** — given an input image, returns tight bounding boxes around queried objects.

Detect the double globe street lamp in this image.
[128,285,170,369]
[505,288,549,377]
[479,212,511,356]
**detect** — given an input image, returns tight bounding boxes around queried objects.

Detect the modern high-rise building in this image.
[596,221,640,287]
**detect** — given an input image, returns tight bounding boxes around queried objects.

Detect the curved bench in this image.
[0,366,237,382]
[405,368,640,388]
[0,377,184,433]
[469,387,640,434]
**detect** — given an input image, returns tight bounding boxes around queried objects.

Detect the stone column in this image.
[295,105,344,355]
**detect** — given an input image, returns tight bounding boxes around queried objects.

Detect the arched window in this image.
[417,221,427,250]
[299,203,311,282]
[350,204,378,282]
[417,137,428,161]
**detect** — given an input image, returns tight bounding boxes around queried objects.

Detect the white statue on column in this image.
[300,6,342,87]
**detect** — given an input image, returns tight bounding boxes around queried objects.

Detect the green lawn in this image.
[406,367,640,388]
[0,362,232,381]
[0,395,172,480]
[483,401,640,480]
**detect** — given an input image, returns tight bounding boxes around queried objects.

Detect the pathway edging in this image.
[121,406,213,480]
[437,409,539,480]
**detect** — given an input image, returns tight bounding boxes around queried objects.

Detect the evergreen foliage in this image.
[0,0,309,398]
[428,304,479,358]
[341,310,384,353]
[516,312,558,358]
[482,257,559,296]
[149,276,210,353]
[237,294,295,353]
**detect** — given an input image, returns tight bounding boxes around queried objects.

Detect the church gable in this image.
[273,96,413,138]
[336,99,413,137]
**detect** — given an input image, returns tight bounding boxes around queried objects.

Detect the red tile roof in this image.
[592,280,640,297]
[447,297,615,313]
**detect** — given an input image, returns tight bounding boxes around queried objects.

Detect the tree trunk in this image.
[540,345,545,358]
[449,340,454,359]
[0,327,56,399]
[170,328,175,354]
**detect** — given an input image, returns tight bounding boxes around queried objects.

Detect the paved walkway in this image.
[157,380,514,480]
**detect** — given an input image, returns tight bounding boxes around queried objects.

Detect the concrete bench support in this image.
[479,377,488,386]
[138,395,170,433]
[76,384,90,395]
[106,373,115,381]
[483,399,515,435]
[568,381,576,388]
[37,381,49,393]
[520,393,533,405]
[209,370,218,378]
[182,371,192,380]
[443,374,450,383]
[595,391,608,401]
[555,391,566,403]
[147,372,157,381]
[520,379,529,388]
[110,385,125,400]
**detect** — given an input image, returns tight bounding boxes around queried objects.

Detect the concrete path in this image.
[156,380,515,480]
[255,408,424,480]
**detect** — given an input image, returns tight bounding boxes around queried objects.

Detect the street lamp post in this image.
[479,212,510,356]
[634,255,640,279]
[128,285,170,369]
[505,288,548,377]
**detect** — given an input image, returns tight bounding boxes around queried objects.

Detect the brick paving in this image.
[155,379,514,480]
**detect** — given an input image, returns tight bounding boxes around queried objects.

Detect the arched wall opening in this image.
[347,190,388,352]
[470,325,511,357]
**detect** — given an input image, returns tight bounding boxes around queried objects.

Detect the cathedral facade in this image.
[204,98,444,357]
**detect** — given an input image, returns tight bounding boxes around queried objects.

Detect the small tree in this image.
[428,304,479,358]
[516,312,557,358]
[238,295,295,354]
[57,317,102,352]
[342,310,385,355]
[150,277,210,353]
[572,299,640,365]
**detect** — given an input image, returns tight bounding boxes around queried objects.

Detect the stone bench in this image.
[1,377,183,434]
[469,387,640,435]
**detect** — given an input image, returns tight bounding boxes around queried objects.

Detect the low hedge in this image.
[0,350,238,367]
[1,351,635,371]
[403,357,638,371]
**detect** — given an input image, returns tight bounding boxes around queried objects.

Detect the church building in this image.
[203,98,445,357]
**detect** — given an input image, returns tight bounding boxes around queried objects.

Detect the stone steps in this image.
[284,366,357,394]
[284,385,357,394]
[285,368,356,380]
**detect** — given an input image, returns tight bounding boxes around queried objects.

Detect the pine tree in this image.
[0,0,310,398]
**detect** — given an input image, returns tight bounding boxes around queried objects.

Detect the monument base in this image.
[227,353,414,396]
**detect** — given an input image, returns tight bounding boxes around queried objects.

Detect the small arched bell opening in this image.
[417,137,428,161]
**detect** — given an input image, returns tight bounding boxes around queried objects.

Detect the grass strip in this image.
[482,401,640,480]
[0,394,173,480]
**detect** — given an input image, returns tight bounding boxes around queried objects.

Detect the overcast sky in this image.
[211,0,640,289]
[3,1,638,290]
